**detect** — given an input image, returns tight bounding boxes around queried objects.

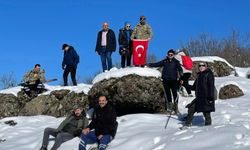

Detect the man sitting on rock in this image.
[40,104,88,150]
[21,64,46,97]
[79,95,118,150]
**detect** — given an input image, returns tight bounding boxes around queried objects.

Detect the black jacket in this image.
[95,29,116,53]
[88,103,118,138]
[149,57,183,80]
[62,46,79,69]
[192,69,215,112]
[118,28,133,54]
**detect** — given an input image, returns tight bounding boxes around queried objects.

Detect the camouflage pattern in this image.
[22,68,45,84]
[131,23,153,40]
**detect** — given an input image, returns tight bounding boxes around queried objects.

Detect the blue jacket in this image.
[62,46,79,69]
[149,57,183,80]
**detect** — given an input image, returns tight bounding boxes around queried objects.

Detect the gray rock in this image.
[0,94,20,117]
[219,84,244,99]
[88,74,166,116]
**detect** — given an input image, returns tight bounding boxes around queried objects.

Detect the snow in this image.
[92,67,161,84]
[0,83,92,96]
[192,56,234,68]
[1,59,250,150]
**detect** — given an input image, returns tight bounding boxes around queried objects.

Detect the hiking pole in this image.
[165,92,179,129]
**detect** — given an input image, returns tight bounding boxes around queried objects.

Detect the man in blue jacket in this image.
[62,44,79,86]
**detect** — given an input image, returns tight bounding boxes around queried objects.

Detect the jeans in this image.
[100,47,113,72]
[63,65,77,86]
[41,127,74,150]
[79,131,112,150]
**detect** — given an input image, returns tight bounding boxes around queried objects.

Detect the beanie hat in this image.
[62,43,69,50]
[167,49,175,54]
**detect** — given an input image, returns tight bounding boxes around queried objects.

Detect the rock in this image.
[51,89,70,100]
[88,74,166,116]
[219,84,244,99]
[4,120,17,126]
[0,94,20,117]
[191,61,234,80]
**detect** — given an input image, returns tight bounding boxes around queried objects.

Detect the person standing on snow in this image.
[118,22,133,68]
[181,62,215,129]
[62,43,79,86]
[95,22,116,72]
[148,49,183,115]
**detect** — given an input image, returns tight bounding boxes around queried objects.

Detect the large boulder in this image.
[0,94,20,117]
[219,84,244,100]
[88,74,165,116]
[19,90,88,117]
[191,57,234,80]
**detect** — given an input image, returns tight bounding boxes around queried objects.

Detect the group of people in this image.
[96,15,153,71]
[148,49,215,129]
[40,95,118,150]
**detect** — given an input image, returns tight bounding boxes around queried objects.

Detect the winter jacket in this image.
[57,112,89,137]
[192,68,215,112]
[22,68,45,84]
[88,103,118,138]
[95,29,116,53]
[62,46,79,69]
[131,23,152,40]
[118,28,133,55]
[149,57,183,81]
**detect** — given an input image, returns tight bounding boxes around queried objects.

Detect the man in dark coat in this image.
[118,22,133,68]
[148,49,183,114]
[95,22,116,72]
[79,95,118,150]
[182,62,215,128]
[40,105,88,150]
[62,43,79,86]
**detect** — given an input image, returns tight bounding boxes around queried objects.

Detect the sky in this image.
[1,61,250,149]
[0,0,250,86]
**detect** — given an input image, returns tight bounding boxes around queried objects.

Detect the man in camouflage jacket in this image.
[131,15,153,40]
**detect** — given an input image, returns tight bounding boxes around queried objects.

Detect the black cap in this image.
[167,49,175,54]
[62,44,69,50]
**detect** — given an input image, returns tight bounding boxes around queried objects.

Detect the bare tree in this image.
[0,72,17,89]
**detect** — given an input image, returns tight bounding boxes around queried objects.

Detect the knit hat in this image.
[62,43,69,50]
[72,104,82,110]
[167,49,175,55]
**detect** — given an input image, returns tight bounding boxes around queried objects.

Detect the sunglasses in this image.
[126,25,130,28]
[199,64,206,67]
[168,53,174,56]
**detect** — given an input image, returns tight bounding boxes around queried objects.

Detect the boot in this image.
[173,103,181,115]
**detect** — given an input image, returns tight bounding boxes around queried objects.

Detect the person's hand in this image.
[207,97,214,104]
[96,51,100,55]
[148,38,152,41]
[82,128,90,135]
[180,80,184,85]
[62,66,65,70]
[97,134,103,140]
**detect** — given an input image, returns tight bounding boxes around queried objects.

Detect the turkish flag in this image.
[132,39,149,66]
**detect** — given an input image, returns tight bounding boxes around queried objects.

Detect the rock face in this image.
[88,74,166,116]
[0,90,88,117]
[191,61,234,80]
[219,84,244,100]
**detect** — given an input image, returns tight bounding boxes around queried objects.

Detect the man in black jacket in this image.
[40,105,88,150]
[148,49,183,114]
[62,43,79,86]
[118,22,133,68]
[95,22,116,72]
[79,95,118,150]
[181,62,215,129]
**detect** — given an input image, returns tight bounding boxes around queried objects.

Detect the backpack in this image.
[181,55,193,70]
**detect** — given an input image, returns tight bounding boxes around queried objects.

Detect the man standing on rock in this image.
[40,105,88,150]
[79,95,118,150]
[148,49,183,115]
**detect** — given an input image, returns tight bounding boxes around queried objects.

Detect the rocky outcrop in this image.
[88,74,166,116]
[219,84,244,100]
[0,90,88,117]
[191,61,234,79]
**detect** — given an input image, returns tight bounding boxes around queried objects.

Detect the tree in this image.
[0,72,17,89]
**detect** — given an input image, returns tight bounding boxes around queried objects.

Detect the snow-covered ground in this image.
[1,58,250,150]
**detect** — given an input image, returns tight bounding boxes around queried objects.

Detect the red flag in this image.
[132,39,149,66]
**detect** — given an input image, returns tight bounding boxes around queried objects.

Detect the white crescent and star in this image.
[135,45,144,53]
